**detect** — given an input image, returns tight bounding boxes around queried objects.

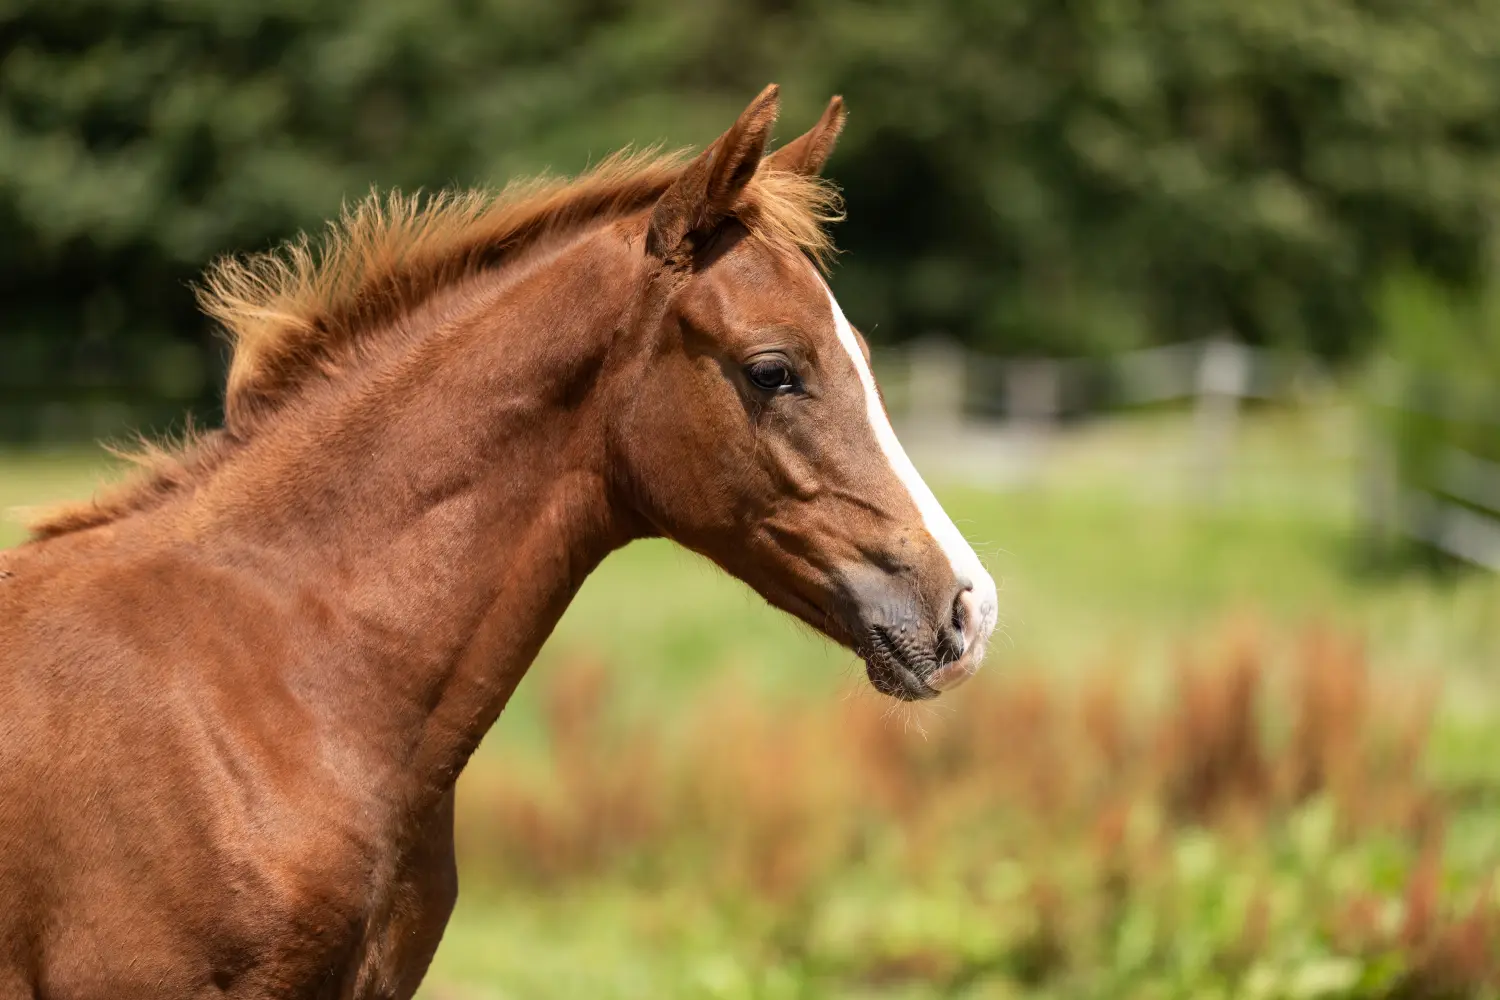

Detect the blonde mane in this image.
[29,150,842,541]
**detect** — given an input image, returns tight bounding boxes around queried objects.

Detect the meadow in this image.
[3,402,1498,998]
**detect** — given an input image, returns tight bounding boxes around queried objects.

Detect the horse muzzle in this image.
[848,572,998,701]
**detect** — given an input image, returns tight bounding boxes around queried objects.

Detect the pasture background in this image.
[5,0,1500,995]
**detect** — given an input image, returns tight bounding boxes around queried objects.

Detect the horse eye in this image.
[746,358,794,392]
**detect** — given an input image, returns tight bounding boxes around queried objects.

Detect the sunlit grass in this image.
[0,448,118,548]
[429,631,1500,999]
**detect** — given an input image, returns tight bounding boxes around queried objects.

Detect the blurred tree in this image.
[3,0,1500,432]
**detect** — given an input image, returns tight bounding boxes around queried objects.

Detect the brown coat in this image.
[0,87,997,998]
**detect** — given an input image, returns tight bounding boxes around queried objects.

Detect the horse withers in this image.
[0,85,997,998]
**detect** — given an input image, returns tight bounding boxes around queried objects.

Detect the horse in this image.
[0,85,997,998]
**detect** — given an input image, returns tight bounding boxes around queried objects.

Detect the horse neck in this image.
[197,225,645,799]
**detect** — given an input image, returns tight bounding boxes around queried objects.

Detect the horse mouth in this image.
[863,625,941,702]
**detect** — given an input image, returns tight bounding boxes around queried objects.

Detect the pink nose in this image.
[926,587,994,693]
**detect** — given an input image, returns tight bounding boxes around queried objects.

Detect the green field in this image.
[4,405,1499,998]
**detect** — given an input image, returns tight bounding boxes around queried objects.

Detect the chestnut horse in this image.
[0,86,997,998]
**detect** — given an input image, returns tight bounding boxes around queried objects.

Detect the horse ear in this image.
[647,84,781,261]
[766,96,846,176]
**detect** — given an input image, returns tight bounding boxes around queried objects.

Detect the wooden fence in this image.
[879,337,1500,572]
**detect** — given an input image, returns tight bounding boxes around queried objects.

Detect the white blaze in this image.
[821,279,999,673]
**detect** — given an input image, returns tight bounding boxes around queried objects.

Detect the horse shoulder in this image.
[0,530,400,996]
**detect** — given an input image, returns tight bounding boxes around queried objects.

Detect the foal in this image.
[0,86,996,998]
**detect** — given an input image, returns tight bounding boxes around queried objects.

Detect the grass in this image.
[4,403,1500,997]
[438,631,1500,999]
[0,449,120,547]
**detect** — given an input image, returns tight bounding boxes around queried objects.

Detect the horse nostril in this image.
[951,591,968,636]
[935,588,970,665]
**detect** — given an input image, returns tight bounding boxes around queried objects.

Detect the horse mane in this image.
[27,149,842,541]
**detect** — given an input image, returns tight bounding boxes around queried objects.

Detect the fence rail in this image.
[877,336,1500,572]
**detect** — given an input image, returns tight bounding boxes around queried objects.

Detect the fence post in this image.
[906,335,967,439]
[1004,358,1061,479]
[1358,430,1400,560]
[1192,334,1250,502]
